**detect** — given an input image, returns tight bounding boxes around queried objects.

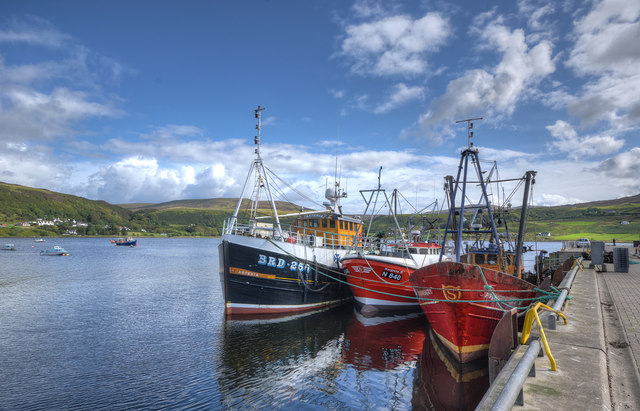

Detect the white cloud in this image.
[351,0,388,20]
[329,89,345,99]
[85,157,197,203]
[339,12,450,76]
[374,83,424,114]
[565,0,640,127]
[546,120,624,159]
[0,141,71,189]
[0,15,72,48]
[416,14,555,143]
[0,86,121,143]
[595,147,640,179]
[536,193,582,207]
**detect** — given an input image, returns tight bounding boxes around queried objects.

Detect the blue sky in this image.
[1,0,639,213]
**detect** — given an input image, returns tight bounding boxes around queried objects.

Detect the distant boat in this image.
[114,237,137,247]
[34,238,46,243]
[3,244,16,251]
[40,246,69,256]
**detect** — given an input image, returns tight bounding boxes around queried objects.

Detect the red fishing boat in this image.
[342,171,446,313]
[410,261,536,362]
[410,119,538,362]
[342,241,442,312]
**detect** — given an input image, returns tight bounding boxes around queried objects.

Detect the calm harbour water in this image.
[0,238,563,410]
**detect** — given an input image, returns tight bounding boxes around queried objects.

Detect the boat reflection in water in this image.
[342,308,427,371]
[217,304,489,409]
[218,305,351,409]
[413,328,490,410]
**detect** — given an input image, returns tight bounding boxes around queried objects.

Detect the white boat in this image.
[40,245,69,256]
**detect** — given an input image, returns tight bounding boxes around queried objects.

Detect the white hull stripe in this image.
[227,299,350,310]
[353,296,417,307]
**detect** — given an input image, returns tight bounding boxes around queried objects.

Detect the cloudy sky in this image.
[1,0,638,213]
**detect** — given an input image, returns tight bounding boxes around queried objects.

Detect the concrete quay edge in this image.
[511,245,640,411]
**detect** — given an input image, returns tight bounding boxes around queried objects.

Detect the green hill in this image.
[0,182,132,236]
[525,195,640,242]
[0,182,312,237]
[1,180,638,241]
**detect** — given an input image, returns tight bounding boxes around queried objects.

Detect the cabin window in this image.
[506,256,512,265]
[340,221,344,229]
[302,220,307,227]
[330,220,335,228]
[475,254,485,264]
[349,222,353,230]
[488,255,498,265]
[322,219,327,228]
[309,219,319,228]
[409,248,417,254]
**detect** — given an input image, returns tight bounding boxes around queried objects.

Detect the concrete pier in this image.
[512,245,640,410]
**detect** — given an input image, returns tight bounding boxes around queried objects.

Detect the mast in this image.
[513,170,536,277]
[439,118,501,265]
[226,106,283,238]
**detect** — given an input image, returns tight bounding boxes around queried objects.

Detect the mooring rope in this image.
[263,237,562,306]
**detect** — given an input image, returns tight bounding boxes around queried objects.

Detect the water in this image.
[0,238,564,410]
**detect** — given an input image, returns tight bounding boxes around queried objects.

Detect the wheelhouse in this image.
[294,214,362,247]
[462,248,520,276]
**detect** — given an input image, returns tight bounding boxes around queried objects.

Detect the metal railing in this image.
[476,257,582,410]
[222,217,359,250]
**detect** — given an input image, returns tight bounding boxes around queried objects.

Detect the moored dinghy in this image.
[40,245,70,256]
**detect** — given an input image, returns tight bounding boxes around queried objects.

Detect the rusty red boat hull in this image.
[342,257,418,310]
[410,261,536,362]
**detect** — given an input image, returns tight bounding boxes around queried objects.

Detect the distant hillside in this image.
[1,180,638,240]
[118,198,311,213]
[525,193,640,242]
[0,182,131,226]
[566,193,640,207]
[0,182,315,238]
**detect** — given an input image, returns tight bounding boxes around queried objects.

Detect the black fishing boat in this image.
[219,106,361,316]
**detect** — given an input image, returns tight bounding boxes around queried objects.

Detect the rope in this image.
[265,238,561,306]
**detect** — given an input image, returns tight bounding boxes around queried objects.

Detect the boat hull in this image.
[115,240,137,246]
[219,236,351,316]
[342,256,420,311]
[410,261,536,362]
[413,328,489,410]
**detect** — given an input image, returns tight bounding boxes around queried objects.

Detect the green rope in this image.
[265,237,563,306]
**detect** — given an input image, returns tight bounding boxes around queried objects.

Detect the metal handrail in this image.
[476,257,582,410]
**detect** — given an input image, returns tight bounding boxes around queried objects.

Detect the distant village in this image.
[1,218,136,235]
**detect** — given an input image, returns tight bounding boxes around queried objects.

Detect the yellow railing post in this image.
[520,302,568,371]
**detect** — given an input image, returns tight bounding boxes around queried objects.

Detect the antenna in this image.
[254,105,265,155]
[456,117,483,148]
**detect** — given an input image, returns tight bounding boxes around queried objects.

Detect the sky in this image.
[0,0,639,214]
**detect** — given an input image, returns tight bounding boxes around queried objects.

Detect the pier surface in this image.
[513,245,640,410]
